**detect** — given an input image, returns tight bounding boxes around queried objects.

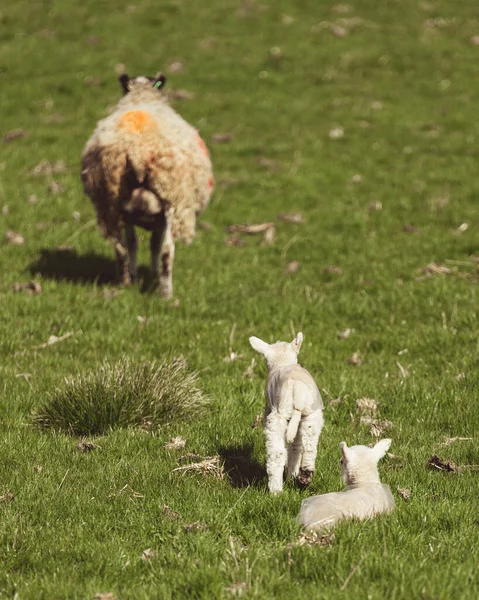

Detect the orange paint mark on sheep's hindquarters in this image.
[208,177,214,189]
[118,110,156,134]
[197,135,210,157]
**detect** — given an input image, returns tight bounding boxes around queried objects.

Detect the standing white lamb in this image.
[249,332,324,494]
[298,438,395,530]
[81,72,214,298]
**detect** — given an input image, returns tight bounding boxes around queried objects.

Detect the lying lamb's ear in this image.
[153,72,167,90]
[339,441,349,462]
[119,73,130,94]
[249,336,270,356]
[291,332,303,354]
[373,438,392,460]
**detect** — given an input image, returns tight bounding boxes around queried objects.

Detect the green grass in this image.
[1,0,479,598]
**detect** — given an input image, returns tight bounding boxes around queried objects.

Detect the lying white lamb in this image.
[298,438,395,530]
[249,332,324,494]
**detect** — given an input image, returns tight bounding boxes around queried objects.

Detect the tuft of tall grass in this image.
[33,356,209,435]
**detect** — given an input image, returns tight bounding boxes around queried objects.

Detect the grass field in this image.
[1,0,478,598]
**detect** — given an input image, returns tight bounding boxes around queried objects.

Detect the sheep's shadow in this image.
[219,443,266,489]
[29,248,153,288]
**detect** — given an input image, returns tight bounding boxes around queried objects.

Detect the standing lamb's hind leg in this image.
[297,410,324,489]
[124,225,138,281]
[158,210,175,298]
[287,430,302,479]
[264,412,288,493]
[114,236,131,286]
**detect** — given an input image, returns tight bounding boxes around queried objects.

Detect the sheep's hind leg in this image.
[114,236,131,286]
[158,210,175,299]
[287,433,302,480]
[297,410,324,489]
[124,225,138,281]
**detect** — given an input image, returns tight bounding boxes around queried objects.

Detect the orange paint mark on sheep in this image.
[208,177,214,189]
[197,135,209,157]
[118,110,156,134]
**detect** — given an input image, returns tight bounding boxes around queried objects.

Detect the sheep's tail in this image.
[286,410,302,444]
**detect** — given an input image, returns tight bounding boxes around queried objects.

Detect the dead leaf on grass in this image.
[351,174,362,184]
[243,358,256,378]
[3,129,27,143]
[324,265,343,275]
[403,225,419,233]
[184,522,208,532]
[360,416,393,437]
[76,439,98,453]
[0,492,15,503]
[397,488,411,502]
[165,89,194,101]
[225,581,248,596]
[368,201,382,211]
[337,328,352,339]
[2,205,8,215]
[172,456,225,479]
[427,455,458,472]
[471,36,479,45]
[95,594,117,600]
[12,281,42,295]
[30,159,66,176]
[48,180,64,194]
[251,413,263,428]
[256,156,281,172]
[6,230,25,245]
[198,38,216,48]
[262,225,276,246]
[292,531,335,547]
[162,504,181,520]
[34,465,43,473]
[277,212,305,224]
[198,221,214,231]
[164,436,186,450]
[167,60,185,73]
[347,352,362,366]
[141,548,155,561]
[33,331,75,349]
[356,397,378,414]
[225,236,244,247]
[285,260,301,274]
[211,133,233,143]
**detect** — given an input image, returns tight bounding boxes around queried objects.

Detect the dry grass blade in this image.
[324,265,343,275]
[12,281,42,295]
[0,492,15,503]
[285,260,301,274]
[347,352,362,366]
[421,263,451,275]
[6,230,25,245]
[226,223,274,234]
[277,212,305,224]
[225,581,248,596]
[172,456,225,479]
[262,225,276,246]
[437,436,472,448]
[34,331,75,349]
[3,129,27,143]
[211,133,233,143]
[251,413,263,428]
[165,89,194,101]
[256,156,281,171]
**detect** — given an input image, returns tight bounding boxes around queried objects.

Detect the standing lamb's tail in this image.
[286,409,302,443]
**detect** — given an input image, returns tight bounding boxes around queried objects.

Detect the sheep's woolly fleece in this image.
[81,82,214,242]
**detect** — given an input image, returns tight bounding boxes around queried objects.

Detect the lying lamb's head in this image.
[339,439,391,486]
[249,332,303,371]
[118,72,167,95]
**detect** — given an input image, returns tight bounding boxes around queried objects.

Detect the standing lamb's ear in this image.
[373,438,392,460]
[153,73,167,90]
[291,332,303,354]
[119,73,130,94]
[249,336,270,356]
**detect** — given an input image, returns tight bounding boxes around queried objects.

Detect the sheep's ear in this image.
[291,332,303,354]
[373,438,392,460]
[119,73,130,94]
[249,336,270,356]
[339,441,349,462]
[153,72,167,90]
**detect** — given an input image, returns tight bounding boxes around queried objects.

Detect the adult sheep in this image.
[81,72,214,297]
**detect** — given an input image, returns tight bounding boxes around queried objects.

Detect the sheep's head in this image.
[249,332,303,372]
[118,72,167,95]
[339,439,391,486]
